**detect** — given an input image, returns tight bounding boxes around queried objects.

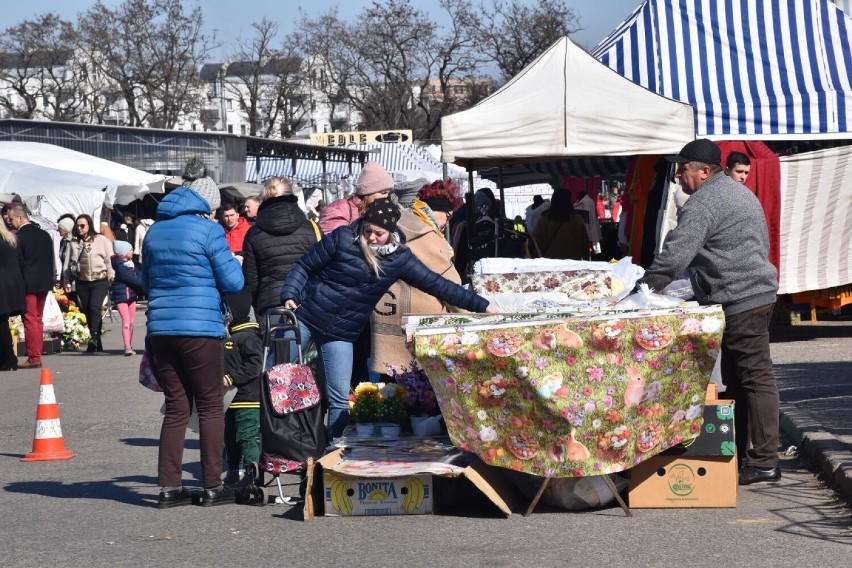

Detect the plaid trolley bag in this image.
[240,308,326,506]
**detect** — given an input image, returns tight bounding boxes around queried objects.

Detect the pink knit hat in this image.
[355,161,395,196]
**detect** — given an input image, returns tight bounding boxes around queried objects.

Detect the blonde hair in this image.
[358,233,382,276]
[263,177,293,199]
[0,217,16,247]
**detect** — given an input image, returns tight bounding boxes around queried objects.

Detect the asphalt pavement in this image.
[771,317,852,505]
[0,309,850,567]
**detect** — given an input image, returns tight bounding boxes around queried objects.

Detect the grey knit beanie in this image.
[181,158,221,212]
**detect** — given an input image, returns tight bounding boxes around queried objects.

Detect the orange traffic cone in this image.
[21,368,74,462]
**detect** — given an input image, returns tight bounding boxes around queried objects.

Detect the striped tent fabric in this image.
[777,146,852,294]
[592,0,852,138]
[245,144,447,186]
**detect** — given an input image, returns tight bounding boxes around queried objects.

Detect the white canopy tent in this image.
[441,36,696,168]
[0,141,167,223]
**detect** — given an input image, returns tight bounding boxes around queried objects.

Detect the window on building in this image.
[240,124,246,136]
[227,125,234,134]
[227,99,233,110]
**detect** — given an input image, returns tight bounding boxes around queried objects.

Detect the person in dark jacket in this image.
[110,241,144,356]
[142,173,244,509]
[222,288,263,485]
[0,219,27,371]
[242,177,320,323]
[7,205,55,369]
[533,188,591,260]
[281,197,498,439]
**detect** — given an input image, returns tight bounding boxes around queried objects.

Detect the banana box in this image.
[323,471,433,516]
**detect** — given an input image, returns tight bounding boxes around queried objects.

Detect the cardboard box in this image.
[628,398,738,508]
[323,471,433,516]
[627,455,737,508]
[304,449,518,519]
[664,400,735,457]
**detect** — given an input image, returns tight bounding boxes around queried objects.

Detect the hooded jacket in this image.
[318,194,362,234]
[110,255,143,304]
[242,195,320,317]
[224,290,262,408]
[280,220,489,342]
[142,187,244,337]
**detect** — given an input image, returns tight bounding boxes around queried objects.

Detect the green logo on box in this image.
[668,464,696,496]
[716,405,733,420]
[720,441,736,456]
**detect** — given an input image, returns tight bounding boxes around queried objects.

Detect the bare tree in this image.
[76,0,213,128]
[0,14,85,121]
[476,0,582,82]
[296,0,486,140]
[223,18,306,138]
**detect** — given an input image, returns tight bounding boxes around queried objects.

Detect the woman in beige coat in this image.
[370,180,466,376]
[63,214,114,352]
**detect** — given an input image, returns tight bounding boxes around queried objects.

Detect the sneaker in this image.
[124,349,136,357]
[194,485,237,507]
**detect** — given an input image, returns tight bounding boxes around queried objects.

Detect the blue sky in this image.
[0,0,641,57]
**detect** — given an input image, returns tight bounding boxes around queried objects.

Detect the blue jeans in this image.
[292,321,353,441]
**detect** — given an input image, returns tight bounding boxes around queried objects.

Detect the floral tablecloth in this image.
[411,306,724,478]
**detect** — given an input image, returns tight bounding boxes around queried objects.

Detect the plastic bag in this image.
[614,283,684,310]
[42,293,64,333]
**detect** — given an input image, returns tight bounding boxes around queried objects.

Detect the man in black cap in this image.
[636,139,780,486]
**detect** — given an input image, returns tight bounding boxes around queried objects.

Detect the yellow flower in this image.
[354,382,378,396]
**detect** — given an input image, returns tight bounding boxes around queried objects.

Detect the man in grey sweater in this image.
[638,139,780,486]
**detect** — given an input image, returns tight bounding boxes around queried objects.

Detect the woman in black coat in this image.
[241,177,320,324]
[0,220,27,371]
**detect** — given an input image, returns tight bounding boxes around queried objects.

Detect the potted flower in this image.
[389,363,443,437]
[350,382,408,437]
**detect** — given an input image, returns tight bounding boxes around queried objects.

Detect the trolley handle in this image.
[264,307,304,365]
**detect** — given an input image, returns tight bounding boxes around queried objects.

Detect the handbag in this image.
[68,246,83,281]
[138,338,162,392]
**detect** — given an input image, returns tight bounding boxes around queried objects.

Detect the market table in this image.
[409,306,724,513]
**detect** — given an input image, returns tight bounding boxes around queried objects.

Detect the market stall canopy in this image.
[441,36,695,168]
[0,141,167,221]
[592,0,852,140]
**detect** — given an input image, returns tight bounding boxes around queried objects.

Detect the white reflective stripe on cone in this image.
[38,385,56,405]
[34,419,63,440]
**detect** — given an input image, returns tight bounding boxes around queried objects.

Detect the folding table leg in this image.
[601,474,632,517]
[523,477,549,517]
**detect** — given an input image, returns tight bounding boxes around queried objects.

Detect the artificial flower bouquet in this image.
[349,382,409,426]
[388,362,440,417]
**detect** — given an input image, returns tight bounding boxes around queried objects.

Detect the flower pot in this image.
[355,422,376,437]
[411,415,442,437]
[379,424,401,438]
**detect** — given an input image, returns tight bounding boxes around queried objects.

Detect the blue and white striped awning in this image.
[246,143,449,186]
[592,0,852,139]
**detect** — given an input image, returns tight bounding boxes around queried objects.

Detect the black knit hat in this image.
[362,198,401,232]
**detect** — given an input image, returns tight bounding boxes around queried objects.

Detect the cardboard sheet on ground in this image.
[411,306,724,478]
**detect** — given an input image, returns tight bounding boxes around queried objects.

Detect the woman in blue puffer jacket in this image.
[281,197,498,439]
[142,171,244,509]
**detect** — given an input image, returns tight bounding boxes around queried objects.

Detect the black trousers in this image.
[76,278,109,342]
[721,304,779,468]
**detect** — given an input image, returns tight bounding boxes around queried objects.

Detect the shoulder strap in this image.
[309,219,322,241]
